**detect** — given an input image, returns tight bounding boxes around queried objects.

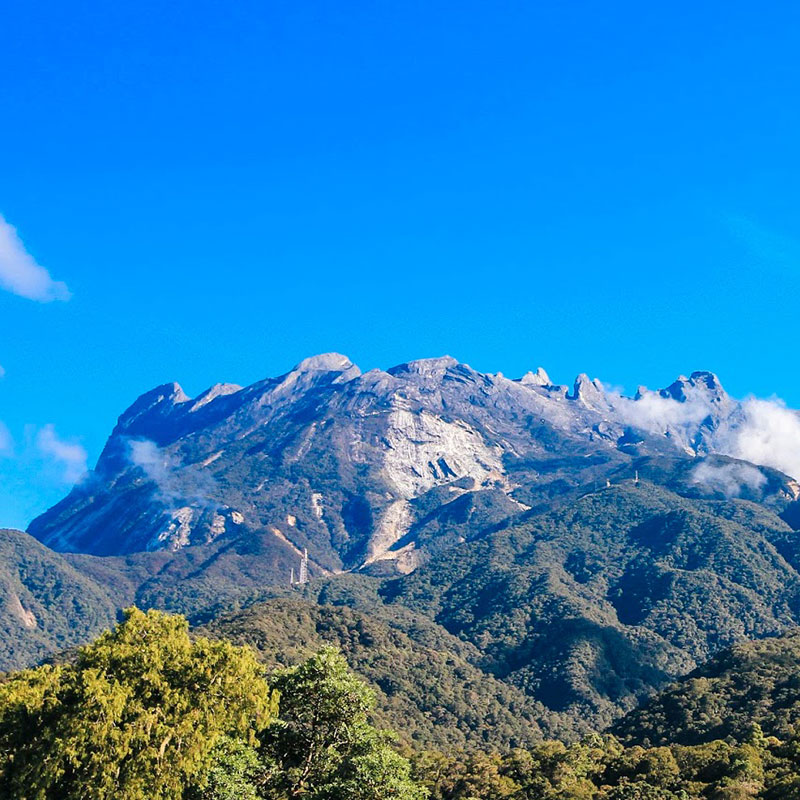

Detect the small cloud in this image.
[600,381,627,396]
[129,438,175,497]
[0,421,13,456]
[128,437,217,506]
[0,364,5,378]
[690,460,767,499]
[36,424,87,484]
[0,213,71,302]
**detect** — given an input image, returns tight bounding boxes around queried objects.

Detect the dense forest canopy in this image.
[0,610,421,800]
[5,611,800,799]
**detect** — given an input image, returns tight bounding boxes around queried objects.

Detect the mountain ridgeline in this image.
[27,353,800,567]
[5,353,800,748]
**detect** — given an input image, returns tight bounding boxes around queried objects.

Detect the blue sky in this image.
[1,1,800,528]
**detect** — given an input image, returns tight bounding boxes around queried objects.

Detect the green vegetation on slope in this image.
[199,597,573,750]
[418,627,800,797]
[613,628,800,747]
[9,610,800,799]
[414,726,800,799]
[62,528,299,620]
[382,483,800,731]
[7,479,800,750]
[0,529,117,672]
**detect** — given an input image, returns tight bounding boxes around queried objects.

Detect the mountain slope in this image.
[9,480,800,742]
[18,353,800,742]
[61,526,304,619]
[197,596,576,749]
[381,482,800,730]
[0,529,117,671]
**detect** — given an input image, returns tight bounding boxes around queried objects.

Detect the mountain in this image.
[18,353,800,740]
[0,529,117,672]
[27,354,800,580]
[60,478,800,740]
[613,626,800,746]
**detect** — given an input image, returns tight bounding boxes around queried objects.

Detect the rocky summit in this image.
[27,354,800,578]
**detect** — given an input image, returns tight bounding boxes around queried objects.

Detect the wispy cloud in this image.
[128,438,218,507]
[36,424,87,484]
[690,460,767,498]
[129,439,179,500]
[0,422,12,456]
[0,213,71,302]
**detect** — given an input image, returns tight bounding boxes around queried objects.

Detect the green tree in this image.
[600,785,684,799]
[0,608,277,800]
[261,646,426,799]
[443,752,521,800]
[188,736,263,800]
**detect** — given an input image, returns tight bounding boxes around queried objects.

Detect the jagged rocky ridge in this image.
[28,354,800,576]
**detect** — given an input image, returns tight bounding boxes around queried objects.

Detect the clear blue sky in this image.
[1,1,799,528]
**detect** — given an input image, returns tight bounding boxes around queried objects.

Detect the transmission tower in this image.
[298,548,309,585]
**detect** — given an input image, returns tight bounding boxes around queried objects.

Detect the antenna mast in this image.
[298,548,309,585]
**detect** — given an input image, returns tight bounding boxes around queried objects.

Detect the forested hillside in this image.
[7,477,800,748]
[380,482,800,730]
[0,529,116,672]
[614,628,800,746]
[6,610,800,799]
[199,597,572,749]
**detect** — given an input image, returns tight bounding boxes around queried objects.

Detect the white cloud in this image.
[613,391,712,434]
[128,438,216,506]
[0,213,71,302]
[129,438,175,497]
[722,398,800,482]
[610,379,800,483]
[690,460,767,498]
[36,424,87,484]
[629,390,800,484]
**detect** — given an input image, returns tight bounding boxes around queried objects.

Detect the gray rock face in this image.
[27,354,800,572]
